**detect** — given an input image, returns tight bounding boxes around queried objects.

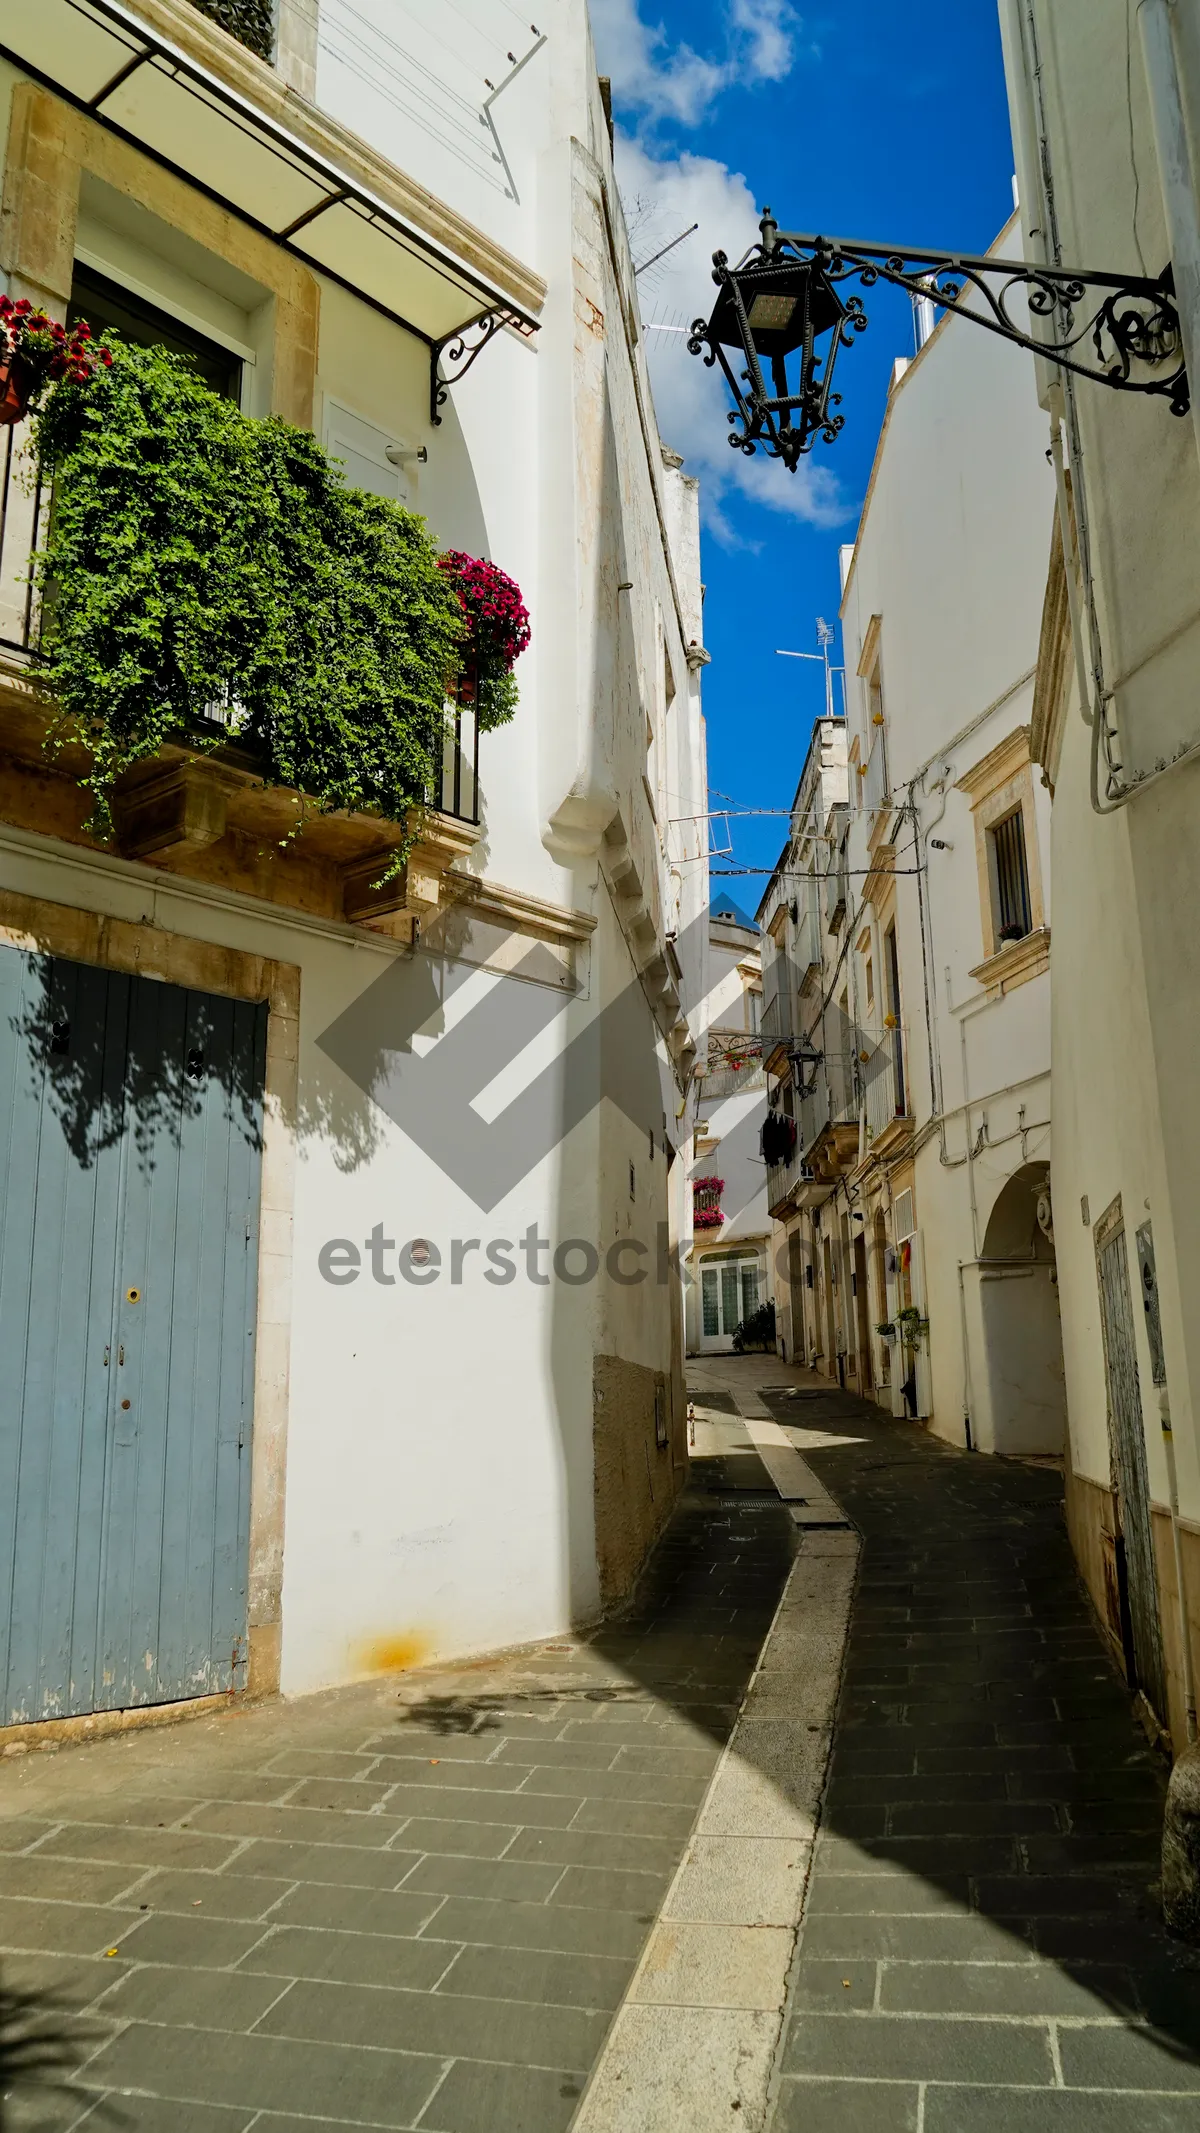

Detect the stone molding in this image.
[968,923,1051,996]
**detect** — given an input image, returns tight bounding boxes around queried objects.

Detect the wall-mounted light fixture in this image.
[689,209,1187,471]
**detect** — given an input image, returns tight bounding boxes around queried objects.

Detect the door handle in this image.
[102,1345,110,1367]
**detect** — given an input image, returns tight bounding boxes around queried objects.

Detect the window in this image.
[858,616,889,819]
[69,264,243,401]
[885,925,906,1116]
[700,1256,762,1341]
[957,730,1046,976]
[747,988,761,1034]
[865,954,874,1013]
[990,808,1032,942]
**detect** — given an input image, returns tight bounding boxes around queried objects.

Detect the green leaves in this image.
[32,341,465,843]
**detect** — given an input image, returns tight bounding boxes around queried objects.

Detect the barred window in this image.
[990,808,1032,942]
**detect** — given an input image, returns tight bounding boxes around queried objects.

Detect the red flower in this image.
[0,305,111,411]
[437,549,530,673]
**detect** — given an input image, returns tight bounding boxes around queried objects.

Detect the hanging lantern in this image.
[688,210,867,470]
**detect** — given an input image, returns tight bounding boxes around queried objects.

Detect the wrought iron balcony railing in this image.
[761,976,793,1046]
[0,426,45,661]
[863,1025,909,1139]
[796,1046,860,1157]
[863,734,890,821]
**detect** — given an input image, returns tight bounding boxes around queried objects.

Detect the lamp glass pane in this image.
[747,293,797,331]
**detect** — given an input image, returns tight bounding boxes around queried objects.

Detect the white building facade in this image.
[760,253,1066,1460]
[684,906,772,1355]
[1000,0,1200,1759]
[0,0,709,1729]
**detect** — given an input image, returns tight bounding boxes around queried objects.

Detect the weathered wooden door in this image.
[0,946,266,1725]
[1096,1209,1166,1722]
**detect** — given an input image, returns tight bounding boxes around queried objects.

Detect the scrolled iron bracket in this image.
[805,234,1188,412]
[430,308,536,427]
[688,216,1189,470]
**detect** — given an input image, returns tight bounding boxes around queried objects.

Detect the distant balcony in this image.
[864,734,890,821]
[761,987,793,1046]
[797,1050,860,1177]
[824,859,847,932]
[793,883,822,981]
[863,1026,911,1146]
[766,1147,801,1218]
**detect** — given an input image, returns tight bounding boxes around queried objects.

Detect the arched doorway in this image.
[973,1161,1066,1455]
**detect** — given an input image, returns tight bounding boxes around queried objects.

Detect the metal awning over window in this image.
[0,0,541,371]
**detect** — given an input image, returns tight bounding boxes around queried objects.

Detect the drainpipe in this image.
[957,1259,975,1451]
[1159,1388,1199,1744]
[1138,0,1200,479]
[1047,386,1095,727]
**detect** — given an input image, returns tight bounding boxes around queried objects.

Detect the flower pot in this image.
[0,360,31,427]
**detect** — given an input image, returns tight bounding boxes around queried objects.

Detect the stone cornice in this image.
[956,726,1032,805]
[969,924,1051,996]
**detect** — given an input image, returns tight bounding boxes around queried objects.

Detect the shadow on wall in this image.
[3,940,388,1178]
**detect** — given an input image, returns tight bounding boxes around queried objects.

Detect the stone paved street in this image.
[0,1406,800,2133]
[762,1378,1200,2132]
[2,1366,1200,2131]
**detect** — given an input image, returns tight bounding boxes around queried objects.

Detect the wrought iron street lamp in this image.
[688,209,1188,470]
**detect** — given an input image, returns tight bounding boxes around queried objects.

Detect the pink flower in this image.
[437,549,530,672]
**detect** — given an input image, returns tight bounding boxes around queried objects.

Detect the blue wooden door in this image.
[0,946,266,1724]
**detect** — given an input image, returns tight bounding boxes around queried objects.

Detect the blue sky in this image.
[589,0,1016,897]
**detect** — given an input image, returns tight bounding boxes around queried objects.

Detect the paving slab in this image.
[759,1375,1200,2133]
[0,1404,799,2132]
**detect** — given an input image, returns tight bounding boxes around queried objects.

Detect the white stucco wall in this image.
[999,0,1200,1538]
[832,229,1061,1449]
[0,0,712,1699]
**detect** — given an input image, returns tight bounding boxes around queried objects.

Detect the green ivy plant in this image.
[187,0,274,62]
[32,340,466,850]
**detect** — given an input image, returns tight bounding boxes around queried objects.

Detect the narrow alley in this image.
[2,1364,1196,2129]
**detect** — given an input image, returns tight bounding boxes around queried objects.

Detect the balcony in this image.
[0,429,43,662]
[824,852,847,932]
[797,1049,860,1179]
[0,423,484,933]
[761,985,793,1047]
[793,881,822,983]
[863,733,890,820]
[862,1026,912,1150]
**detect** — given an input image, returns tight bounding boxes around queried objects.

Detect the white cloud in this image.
[589,0,800,128]
[729,0,795,81]
[616,135,853,545]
